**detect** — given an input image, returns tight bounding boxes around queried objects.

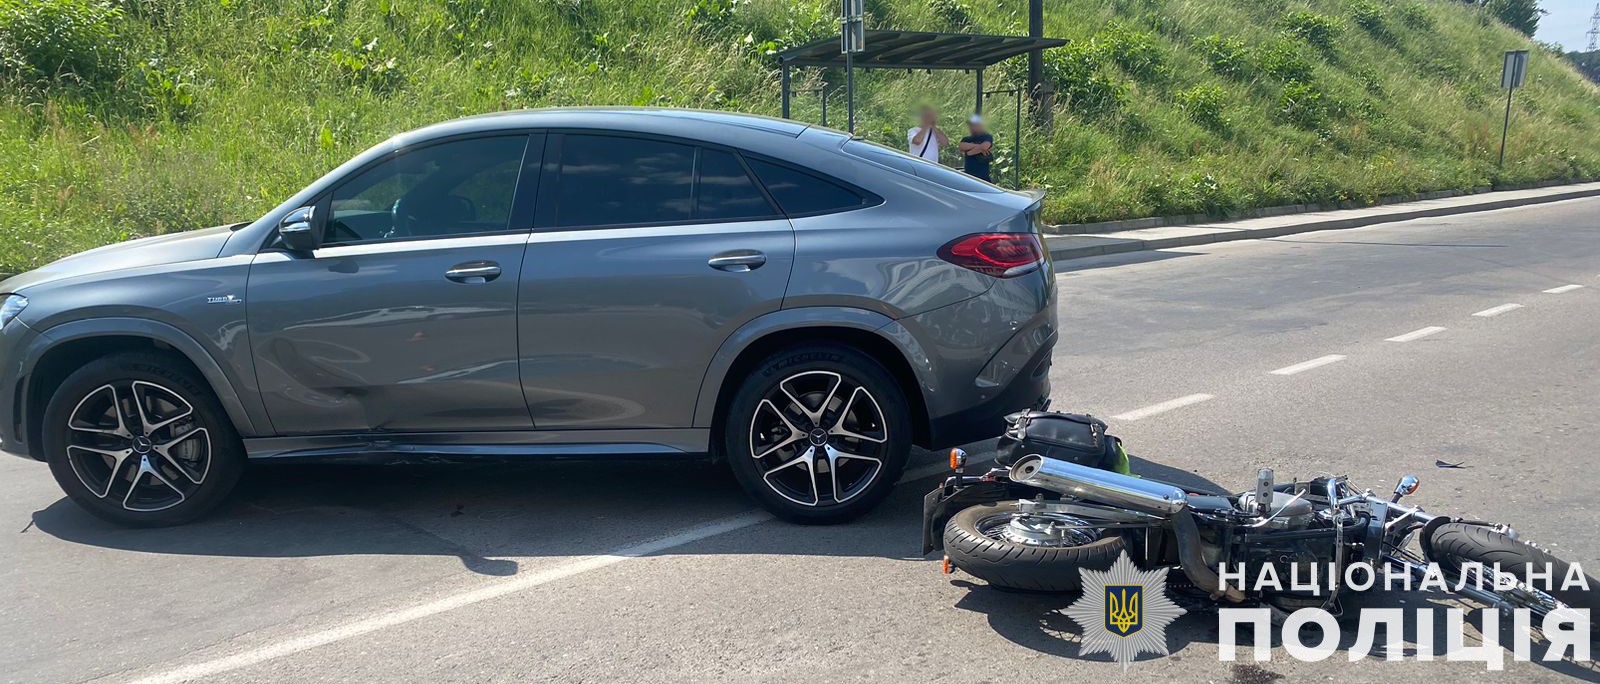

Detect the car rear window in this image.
[843,139,1003,194]
[745,159,871,217]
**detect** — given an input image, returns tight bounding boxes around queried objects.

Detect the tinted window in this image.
[696,149,776,221]
[746,159,867,216]
[843,139,1002,193]
[557,135,694,227]
[327,136,527,244]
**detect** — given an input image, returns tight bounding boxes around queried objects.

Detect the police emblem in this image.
[1104,585,1142,637]
[1065,551,1185,670]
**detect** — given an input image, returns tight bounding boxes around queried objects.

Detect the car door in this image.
[246,134,540,434]
[517,132,795,428]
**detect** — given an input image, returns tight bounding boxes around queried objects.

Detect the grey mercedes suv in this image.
[0,108,1055,526]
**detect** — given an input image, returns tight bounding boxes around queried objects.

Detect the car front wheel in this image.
[723,344,911,524]
[42,352,245,527]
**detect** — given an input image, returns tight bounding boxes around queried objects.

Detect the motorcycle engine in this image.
[1235,491,1314,530]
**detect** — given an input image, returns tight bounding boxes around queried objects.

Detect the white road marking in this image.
[1269,355,1346,376]
[124,511,771,684]
[1544,284,1584,294]
[1472,303,1524,317]
[1385,326,1447,343]
[1111,393,1215,421]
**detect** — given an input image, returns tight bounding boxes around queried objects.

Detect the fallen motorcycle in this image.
[923,411,1599,621]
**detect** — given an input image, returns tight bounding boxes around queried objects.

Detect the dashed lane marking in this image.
[1269,355,1347,376]
[1385,326,1447,343]
[1472,303,1523,317]
[1544,284,1584,294]
[1111,394,1216,421]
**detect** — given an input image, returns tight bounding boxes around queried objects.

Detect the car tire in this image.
[43,352,245,527]
[723,343,911,524]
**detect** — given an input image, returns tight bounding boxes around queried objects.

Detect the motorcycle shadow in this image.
[951,581,1600,680]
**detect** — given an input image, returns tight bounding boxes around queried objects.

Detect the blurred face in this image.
[919,108,938,127]
[968,120,984,135]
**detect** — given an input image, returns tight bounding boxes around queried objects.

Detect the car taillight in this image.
[937,233,1044,278]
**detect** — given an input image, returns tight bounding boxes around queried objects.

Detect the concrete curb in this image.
[1044,182,1600,263]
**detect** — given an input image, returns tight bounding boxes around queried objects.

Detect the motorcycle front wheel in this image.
[1427,522,1600,618]
[942,501,1124,592]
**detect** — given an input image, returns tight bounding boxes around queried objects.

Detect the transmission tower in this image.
[1588,1,1599,52]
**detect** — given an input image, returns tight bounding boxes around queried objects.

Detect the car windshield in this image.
[842,139,1003,194]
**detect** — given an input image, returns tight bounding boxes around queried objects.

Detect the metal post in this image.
[846,52,855,134]
[974,69,984,115]
[820,85,828,127]
[781,64,791,119]
[1013,87,1021,189]
[1027,0,1043,111]
[1497,87,1514,169]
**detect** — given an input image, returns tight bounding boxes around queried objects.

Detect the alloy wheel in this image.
[64,381,212,512]
[975,511,1102,548]
[748,370,888,506]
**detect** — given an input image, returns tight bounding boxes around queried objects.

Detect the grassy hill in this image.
[2,0,1598,274]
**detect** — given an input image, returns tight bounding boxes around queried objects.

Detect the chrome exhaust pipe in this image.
[1008,455,1189,516]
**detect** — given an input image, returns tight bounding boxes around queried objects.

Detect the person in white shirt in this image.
[907,106,948,164]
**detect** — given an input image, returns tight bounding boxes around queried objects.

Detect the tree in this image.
[1483,0,1543,37]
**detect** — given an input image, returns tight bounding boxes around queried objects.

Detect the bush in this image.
[1350,0,1389,38]
[1397,2,1433,30]
[1279,10,1344,53]
[1035,43,1126,116]
[1095,22,1168,82]
[1175,84,1228,130]
[928,0,975,30]
[1193,34,1251,79]
[1279,79,1330,130]
[1256,41,1314,83]
[0,0,124,90]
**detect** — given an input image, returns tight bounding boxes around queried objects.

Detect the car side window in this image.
[695,148,778,221]
[745,158,869,217]
[555,135,695,228]
[325,135,528,245]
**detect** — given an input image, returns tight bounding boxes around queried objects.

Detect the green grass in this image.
[1,0,1598,273]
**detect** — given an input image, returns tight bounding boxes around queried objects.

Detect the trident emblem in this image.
[1104,585,1143,637]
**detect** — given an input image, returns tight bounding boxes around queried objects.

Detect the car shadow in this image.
[28,448,1233,577]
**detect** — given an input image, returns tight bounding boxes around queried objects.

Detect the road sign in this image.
[840,0,865,54]
[1501,49,1528,90]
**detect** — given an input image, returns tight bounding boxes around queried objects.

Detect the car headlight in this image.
[0,294,27,329]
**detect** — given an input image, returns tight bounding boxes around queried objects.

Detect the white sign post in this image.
[841,0,864,132]
[1498,49,1528,168]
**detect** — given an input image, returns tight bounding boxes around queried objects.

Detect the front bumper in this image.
[0,319,40,459]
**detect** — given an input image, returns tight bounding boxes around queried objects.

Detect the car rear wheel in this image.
[723,344,911,524]
[43,352,245,527]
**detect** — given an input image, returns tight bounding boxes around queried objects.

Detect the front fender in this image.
[690,306,940,429]
[26,317,264,437]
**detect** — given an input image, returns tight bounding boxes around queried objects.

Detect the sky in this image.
[1537,0,1597,51]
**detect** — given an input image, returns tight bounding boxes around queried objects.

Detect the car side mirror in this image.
[278,205,322,252]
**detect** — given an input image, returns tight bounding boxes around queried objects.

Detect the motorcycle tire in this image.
[1427,522,1600,613]
[942,501,1124,593]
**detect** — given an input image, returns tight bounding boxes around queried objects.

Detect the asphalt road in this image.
[4,197,1599,683]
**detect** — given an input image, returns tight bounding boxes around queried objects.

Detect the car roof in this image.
[394,108,814,145]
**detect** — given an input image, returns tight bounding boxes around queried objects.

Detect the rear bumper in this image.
[926,328,1054,448]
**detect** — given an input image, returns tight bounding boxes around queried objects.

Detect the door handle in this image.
[708,250,767,272]
[445,261,502,283]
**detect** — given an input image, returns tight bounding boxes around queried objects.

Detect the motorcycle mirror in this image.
[1392,474,1421,502]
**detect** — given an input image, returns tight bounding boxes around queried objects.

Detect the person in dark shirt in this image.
[958,115,995,182]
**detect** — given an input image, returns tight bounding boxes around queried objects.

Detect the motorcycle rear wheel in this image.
[942,501,1124,592]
